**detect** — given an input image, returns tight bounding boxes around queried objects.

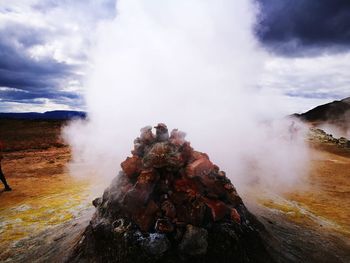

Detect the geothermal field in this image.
[1,0,350,263]
[0,114,349,262]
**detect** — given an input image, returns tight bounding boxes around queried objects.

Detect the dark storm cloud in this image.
[0,23,82,108]
[256,0,350,56]
[0,0,117,111]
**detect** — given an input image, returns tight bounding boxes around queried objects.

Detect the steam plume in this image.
[63,0,310,193]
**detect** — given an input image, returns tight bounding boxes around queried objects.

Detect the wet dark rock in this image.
[113,218,131,234]
[92,197,102,208]
[155,218,174,233]
[178,225,208,257]
[161,200,176,219]
[69,124,274,263]
[140,232,170,256]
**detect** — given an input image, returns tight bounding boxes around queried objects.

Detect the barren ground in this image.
[0,120,93,261]
[0,119,349,262]
[251,143,350,262]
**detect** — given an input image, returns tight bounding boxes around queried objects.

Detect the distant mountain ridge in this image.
[295,97,350,122]
[0,110,86,120]
[294,97,350,138]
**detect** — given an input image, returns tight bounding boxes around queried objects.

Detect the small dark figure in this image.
[0,141,11,191]
[288,121,299,141]
[154,123,169,142]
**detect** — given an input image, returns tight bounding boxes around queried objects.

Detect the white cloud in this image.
[260,52,350,113]
[0,0,115,112]
[1,0,349,114]
[0,99,73,112]
[0,0,112,64]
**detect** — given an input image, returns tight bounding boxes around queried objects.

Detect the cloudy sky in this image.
[0,0,349,113]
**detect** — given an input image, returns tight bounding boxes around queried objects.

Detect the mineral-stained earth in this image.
[69,124,273,263]
[1,119,349,263]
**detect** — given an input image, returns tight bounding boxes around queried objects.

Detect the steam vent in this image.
[70,124,273,263]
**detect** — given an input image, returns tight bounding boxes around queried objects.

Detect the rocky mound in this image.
[308,128,350,148]
[69,124,273,263]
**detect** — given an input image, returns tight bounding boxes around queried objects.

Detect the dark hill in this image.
[294,97,350,123]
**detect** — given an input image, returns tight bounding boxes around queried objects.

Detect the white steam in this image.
[63,0,310,193]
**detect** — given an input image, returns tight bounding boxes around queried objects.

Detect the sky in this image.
[0,0,349,113]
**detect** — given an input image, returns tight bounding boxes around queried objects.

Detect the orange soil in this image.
[259,143,350,237]
[0,146,92,254]
[288,146,350,234]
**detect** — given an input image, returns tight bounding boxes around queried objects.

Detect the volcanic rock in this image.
[69,124,274,263]
[308,128,350,148]
[178,225,208,257]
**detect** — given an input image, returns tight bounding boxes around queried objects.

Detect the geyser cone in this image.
[69,124,273,263]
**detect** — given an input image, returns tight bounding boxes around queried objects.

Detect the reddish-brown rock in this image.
[174,178,199,194]
[186,158,214,178]
[123,170,157,210]
[133,200,159,232]
[200,174,226,195]
[155,218,174,233]
[121,156,142,178]
[143,142,170,168]
[170,129,187,146]
[191,151,209,161]
[230,208,241,224]
[137,169,157,185]
[203,197,229,221]
[180,142,194,162]
[169,192,187,205]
